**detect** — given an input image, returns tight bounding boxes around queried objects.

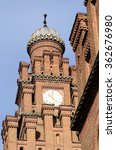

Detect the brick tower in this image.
[1,15,81,150]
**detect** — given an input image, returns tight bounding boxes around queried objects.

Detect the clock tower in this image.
[1,15,81,150]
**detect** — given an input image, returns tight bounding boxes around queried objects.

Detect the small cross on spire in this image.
[43,14,47,27]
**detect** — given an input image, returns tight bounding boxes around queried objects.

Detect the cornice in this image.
[59,105,73,118]
[32,74,72,83]
[25,117,37,129]
[69,13,87,49]
[4,116,19,129]
[17,140,27,145]
[42,104,54,116]
[36,140,45,146]
[71,53,99,132]
[72,21,88,52]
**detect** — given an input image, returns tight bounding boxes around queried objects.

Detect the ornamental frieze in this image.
[32,74,72,83]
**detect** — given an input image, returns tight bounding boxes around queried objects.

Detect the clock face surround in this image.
[43,89,63,106]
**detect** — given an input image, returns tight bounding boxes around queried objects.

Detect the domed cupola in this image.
[27,14,65,56]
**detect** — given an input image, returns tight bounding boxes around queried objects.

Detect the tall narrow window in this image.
[56,134,60,145]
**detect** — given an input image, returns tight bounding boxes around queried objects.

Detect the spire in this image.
[43,14,47,27]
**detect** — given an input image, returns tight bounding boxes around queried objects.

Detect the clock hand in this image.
[48,93,56,102]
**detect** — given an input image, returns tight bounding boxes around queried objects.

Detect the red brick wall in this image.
[79,92,99,150]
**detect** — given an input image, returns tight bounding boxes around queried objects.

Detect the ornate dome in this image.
[27,26,65,52]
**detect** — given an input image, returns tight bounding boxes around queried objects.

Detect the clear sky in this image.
[0,0,86,148]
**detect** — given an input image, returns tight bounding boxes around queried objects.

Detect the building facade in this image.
[70,0,99,150]
[1,15,81,150]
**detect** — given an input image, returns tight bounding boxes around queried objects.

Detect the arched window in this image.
[20,147,24,150]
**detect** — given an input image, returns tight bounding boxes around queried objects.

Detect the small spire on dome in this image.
[43,14,47,27]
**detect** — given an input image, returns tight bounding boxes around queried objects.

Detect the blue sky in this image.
[0,0,86,148]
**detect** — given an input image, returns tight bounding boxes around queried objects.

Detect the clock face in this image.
[43,90,63,106]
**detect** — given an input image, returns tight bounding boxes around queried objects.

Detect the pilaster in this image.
[52,51,60,75]
[32,56,42,74]
[22,83,34,112]
[43,50,50,75]
[42,104,54,150]
[25,117,37,150]
[59,105,72,150]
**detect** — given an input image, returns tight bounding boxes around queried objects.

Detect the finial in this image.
[43,14,47,27]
